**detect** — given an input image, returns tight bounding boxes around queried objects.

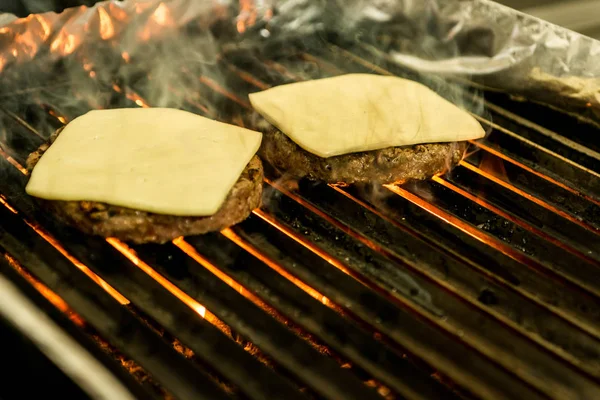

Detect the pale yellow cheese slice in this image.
[26,108,262,216]
[249,74,485,158]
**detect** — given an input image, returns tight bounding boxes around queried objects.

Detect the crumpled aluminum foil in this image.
[0,0,598,118]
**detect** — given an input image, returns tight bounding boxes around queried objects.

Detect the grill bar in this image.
[484,102,600,174]
[264,176,600,388]
[284,177,600,356]
[131,241,381,400]
[402,178,600,296]
[479,118,600,199]
[189,228,457,400]
[336,181,600,345]
[454,161,600,242]
[432,175,600,276]
[235,213,548,399]
[466,141,600,208]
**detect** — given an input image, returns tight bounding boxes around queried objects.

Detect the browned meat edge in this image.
[258,128,467,185]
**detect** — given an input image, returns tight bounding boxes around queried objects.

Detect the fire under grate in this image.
[1,22,600,400]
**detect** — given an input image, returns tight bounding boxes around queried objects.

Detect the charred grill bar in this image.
[1,2,600,399]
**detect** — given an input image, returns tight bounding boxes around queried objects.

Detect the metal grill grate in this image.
[1,31,600,400]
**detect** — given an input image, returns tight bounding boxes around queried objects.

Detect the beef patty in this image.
[26,128,263,244]
[258,127,467,185]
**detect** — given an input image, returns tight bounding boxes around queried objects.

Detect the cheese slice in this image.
[26,108,262,216]
[249,74,485,158]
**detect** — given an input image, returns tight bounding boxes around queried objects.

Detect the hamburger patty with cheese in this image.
[248,74,484,184]
[27,128,263,244]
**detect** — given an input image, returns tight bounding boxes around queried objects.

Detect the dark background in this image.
[0,0,108,17]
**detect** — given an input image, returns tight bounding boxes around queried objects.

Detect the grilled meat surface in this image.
[258,128,467,185]
[26,128,263,244]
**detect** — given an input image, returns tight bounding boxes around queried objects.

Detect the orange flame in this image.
[111,83,151,108]
[137,2,176,41]
[48,109,68,125]
[98,8,116,40]
[236,0,257,34]
[152,3,173,26]
[50,31,81,57]
[478,152,509,181]
[35,15,52,39]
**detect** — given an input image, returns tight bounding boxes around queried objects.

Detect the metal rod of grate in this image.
[1,35,600,400]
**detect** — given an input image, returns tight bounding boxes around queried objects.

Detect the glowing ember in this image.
[35,15,52,38]
[478,152,509,181]
[111,83,151,108]
[121,88,151,108]
[152,3,173,26]
[0,147,28,175]
[50,32,80,57]
[48,109,68,124]
[0,195,18,214]
[236,0,257,33]
[98,8,116,40]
